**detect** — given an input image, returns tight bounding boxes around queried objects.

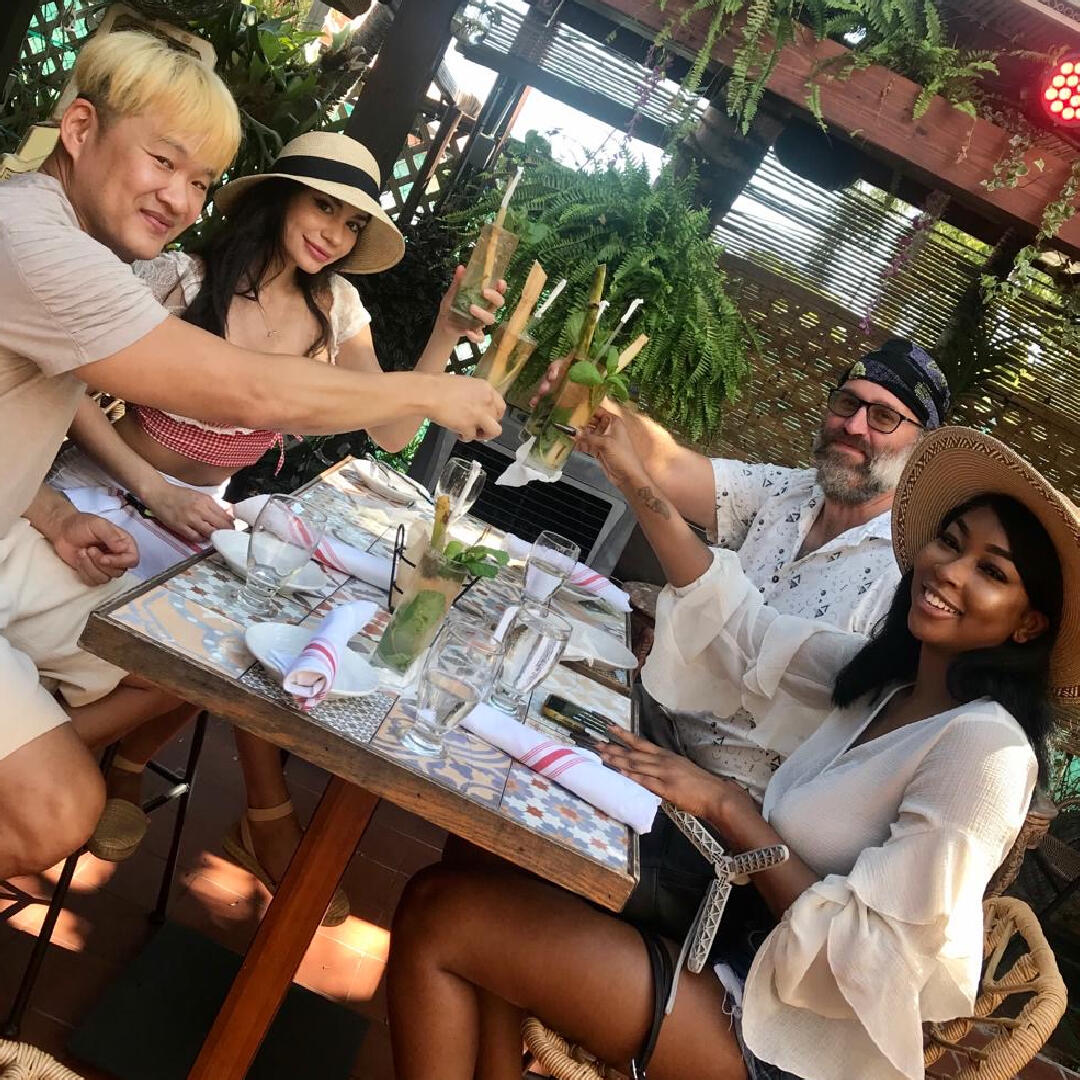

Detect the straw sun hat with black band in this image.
[212,131,405,274]
[892,426,1080,698]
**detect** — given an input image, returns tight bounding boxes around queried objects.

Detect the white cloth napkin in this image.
[502,534,631,613]
[233,495,392,590]
[269,601,377,711]
[461,702,658,833]
[495,436,563,488]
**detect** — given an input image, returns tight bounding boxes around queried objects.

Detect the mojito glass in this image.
[374,549,469,674]
[472,324,537,395]
[526,379,594,476]
[450,223,518,328]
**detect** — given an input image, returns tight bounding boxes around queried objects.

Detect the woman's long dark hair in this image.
[183,178,337,356]
[833,493,1063,775]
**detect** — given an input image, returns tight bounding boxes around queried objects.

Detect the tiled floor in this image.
[0,716,441,1079]
[1,716,1077,1080]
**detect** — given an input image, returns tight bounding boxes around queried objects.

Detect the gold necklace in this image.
[255,300,279,339]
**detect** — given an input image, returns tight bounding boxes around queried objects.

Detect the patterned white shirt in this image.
[653,458,901,801]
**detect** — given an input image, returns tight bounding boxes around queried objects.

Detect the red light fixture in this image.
[1042,56,1080,124]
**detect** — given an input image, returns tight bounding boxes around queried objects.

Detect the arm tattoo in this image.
[636,485,671,520]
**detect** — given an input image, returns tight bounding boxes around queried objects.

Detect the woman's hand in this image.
[529,355,569,406]
[436,265,507,345]
[597,728,760,829]
[144,479,234,542]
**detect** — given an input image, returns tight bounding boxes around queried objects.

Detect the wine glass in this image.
[237,495,326,616]
[489,606,572,719]
[523,530,580,613]
[402,620,503,756]
[436,457,485,524]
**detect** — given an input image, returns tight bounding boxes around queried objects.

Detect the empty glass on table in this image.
[436,457,485,524]
[236,495,326,616]
[402,620,503,756]
[489,606,572,718]
[523,530,580,613]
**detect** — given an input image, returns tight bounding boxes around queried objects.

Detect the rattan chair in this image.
[0,1040,82,1079]
[522,800,1068,1080]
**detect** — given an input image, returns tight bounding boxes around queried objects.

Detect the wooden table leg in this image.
[188,777,378,1080]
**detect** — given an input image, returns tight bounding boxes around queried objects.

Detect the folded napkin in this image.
[461,702,658,833]
[495,437,562,489]
[269,601,377,711]
[503,534,631,613]
[233,495,392,591]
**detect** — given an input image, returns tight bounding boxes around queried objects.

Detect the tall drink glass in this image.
[450,223,518,329]
[489,606,572,718]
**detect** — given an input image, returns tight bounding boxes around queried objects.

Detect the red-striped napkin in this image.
[275,601,377,711]
[461,703,658,833]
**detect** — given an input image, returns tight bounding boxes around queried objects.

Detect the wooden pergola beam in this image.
[591,0,1080,255]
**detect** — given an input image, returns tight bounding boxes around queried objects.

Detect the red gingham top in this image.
[134,406,285,471]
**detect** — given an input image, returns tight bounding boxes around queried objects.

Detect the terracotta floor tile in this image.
[346,953,387,1020]
[317,917,391,963]
[372,800,448,849]
[1021,1056,1071,1079]
[168,872,264,956]
[357,823,443,876]
[340,856,408,928]
[292,930,364,1003]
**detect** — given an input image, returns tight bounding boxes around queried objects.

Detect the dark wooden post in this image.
[344,0,461,183]
[0,0,37,93]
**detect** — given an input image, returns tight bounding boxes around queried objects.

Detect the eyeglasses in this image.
[826,388,923,435]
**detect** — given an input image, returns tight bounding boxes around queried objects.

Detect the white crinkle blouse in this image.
[641,549,1037,1080]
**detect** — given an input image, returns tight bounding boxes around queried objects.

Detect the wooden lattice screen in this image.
[715,253,1080,507]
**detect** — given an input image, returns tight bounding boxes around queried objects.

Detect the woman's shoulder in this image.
[327,273,372,340]
[133,250,205,307]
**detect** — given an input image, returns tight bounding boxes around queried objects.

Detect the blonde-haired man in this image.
[0,31,505,879]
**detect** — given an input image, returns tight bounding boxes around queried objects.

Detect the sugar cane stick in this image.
[615,333,648,374]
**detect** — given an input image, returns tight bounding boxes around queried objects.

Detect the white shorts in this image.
[0,517,130,761]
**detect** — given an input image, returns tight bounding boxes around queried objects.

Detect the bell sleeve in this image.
[740,707,1037,1080]
[641,549,867,755]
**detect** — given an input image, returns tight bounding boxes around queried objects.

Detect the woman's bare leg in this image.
[99,702,199,803]
[65,676,185,751]
[388,865,747,1080]
[233,727,303,882]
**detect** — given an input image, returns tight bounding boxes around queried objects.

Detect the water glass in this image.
[489,606,572,718]
[402,621,503,756]
[237,495,326,616]
[436,457,485,524]
[524,530,580,612]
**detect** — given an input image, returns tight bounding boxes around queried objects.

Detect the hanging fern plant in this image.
[445,139,755,447]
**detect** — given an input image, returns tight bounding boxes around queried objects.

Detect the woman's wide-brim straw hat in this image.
[213,131,405,274]
[892,426,1080,697]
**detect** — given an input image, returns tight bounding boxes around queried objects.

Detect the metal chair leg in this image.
[151,710,208,925]
[1,848,80,1039]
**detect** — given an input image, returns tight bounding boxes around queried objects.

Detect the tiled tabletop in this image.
[84,458,639,905]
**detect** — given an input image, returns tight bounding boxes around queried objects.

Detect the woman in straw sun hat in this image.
[386,426,1075,1080]
[49,131,506,919]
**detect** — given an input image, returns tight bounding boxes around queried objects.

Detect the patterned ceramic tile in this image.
[164,553,312,624]
[499,764,630,871]
[368,699,510,807]
[238,663,395,745]
[527,664,632,731]
[112,586,253,678]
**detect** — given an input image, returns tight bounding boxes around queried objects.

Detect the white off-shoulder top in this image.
[642,549,1037,1080]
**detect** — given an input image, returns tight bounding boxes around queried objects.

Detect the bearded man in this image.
[567,337,951,799]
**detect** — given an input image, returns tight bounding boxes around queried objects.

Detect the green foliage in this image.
[445,141,754,446]
[442,540,509,579]
[661,0,1014,135]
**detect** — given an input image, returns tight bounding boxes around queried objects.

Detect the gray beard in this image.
[812,431,914,506]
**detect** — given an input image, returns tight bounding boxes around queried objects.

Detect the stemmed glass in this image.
[436,457,485,524]
[489,606,572,719]
[236,495,326,616]
[402,620,503,756]
[523,530,580,613]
